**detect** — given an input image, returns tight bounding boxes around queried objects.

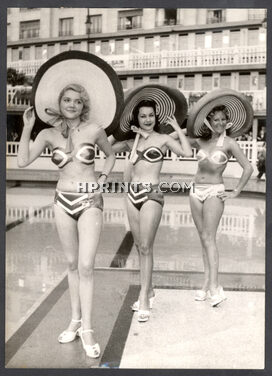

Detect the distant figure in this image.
[257,142,266,180]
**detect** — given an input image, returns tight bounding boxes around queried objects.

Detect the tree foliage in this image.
[7,67,27,86]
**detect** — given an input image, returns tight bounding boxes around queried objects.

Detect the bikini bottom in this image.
[190,184,225,202]
[127,183,164,211]
[54,189,103,220]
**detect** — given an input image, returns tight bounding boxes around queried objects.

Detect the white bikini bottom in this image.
[190,184,225,202]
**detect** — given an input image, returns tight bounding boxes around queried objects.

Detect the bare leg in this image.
[189,195,209,291]
[77,208,103,346]
[54,205,81,331]
[202,197,224,295]
[138,201,163,311]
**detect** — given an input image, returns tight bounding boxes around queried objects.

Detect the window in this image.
[120,78,127,89]
[167,75,177,88]
[239,73,250,91]
[118,9,143,30]
[115,39,124,54]
[220,73,231,88]
[22,46,30,61]
[150,76,159,83]
[164,9,177,25]
[134,76,143,87]
[212,31,222,48]
[11,48,19,62]
[184,75,195,91]
[86,15,102,34]
[35,45,42,60]
[144,37,154,53]
[88,42,96,54]
[258,73,266,90]
[195,32,205,49]
[59,18,73,37]
[60,43,69,53]
[101,40,110,55]
[202,74,212,91]
[230,30,241,47]
[73,42,81,50]
[130,38,139,53]
[160,35,170,51]
[155,8,177,27]
[47,44,55,59]
[178,34,188,50]
[207,9,226,24]
[19,20,40,39]
[248,28,259,46]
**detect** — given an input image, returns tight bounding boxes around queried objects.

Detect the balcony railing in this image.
[6,141,263,164]
[7,85,266,113]
[155,19,177,27]
[7,45,266,76]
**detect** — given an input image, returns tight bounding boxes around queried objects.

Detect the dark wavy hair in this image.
[130,99,160,132]
[201,105,231,140]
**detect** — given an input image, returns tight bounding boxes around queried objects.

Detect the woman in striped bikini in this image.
[112,98,192,322]
[18,83,115,359]
[187,89,254,307]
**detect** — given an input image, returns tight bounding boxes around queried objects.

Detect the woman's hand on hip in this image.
[217,190,239,201]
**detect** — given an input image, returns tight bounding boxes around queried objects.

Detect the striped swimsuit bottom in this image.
[54,190,103,220]
[127,183,164,211]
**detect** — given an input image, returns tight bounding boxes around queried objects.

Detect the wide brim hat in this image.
[31,50,124,135]
[187,88,254,138]
[112,84,188,141]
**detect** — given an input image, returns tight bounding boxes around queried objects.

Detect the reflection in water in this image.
[5,196,265,339]
[6,202,265,240]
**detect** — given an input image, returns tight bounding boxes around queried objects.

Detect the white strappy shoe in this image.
[131,296,155,311]
[210,286,227,307]
[194,290,210,301]
[138,310,150,322]
[58,318,82,343]
[79,328,100,358]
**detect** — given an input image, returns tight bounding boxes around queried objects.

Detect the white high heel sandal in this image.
[58,318,82,343]
[210,286,227,307]
[131,296,155,311]
[79,328,100,358]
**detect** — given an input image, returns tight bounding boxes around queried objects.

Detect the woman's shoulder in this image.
[224,136,238,147]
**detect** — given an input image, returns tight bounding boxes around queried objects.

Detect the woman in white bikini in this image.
[187,89,254,307]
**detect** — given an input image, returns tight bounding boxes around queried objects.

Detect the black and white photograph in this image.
[3,5,269,371]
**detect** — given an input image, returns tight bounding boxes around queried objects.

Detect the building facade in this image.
[6,8,267,176]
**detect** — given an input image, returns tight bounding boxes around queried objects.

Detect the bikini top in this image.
[51,143,95,168]
[196,149,229,165]
[130,146,164,165]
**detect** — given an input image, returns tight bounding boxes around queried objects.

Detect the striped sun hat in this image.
[113,84,188,140]
[187,88,254,138]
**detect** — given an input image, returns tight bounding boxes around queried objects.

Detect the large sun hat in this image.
[187,88,254,138]
[31,50,124,135]
[112,84,188,140]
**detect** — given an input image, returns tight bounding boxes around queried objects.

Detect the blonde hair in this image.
[58,83,90,121]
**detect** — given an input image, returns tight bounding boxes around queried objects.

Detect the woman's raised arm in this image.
[17,107,49,167]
